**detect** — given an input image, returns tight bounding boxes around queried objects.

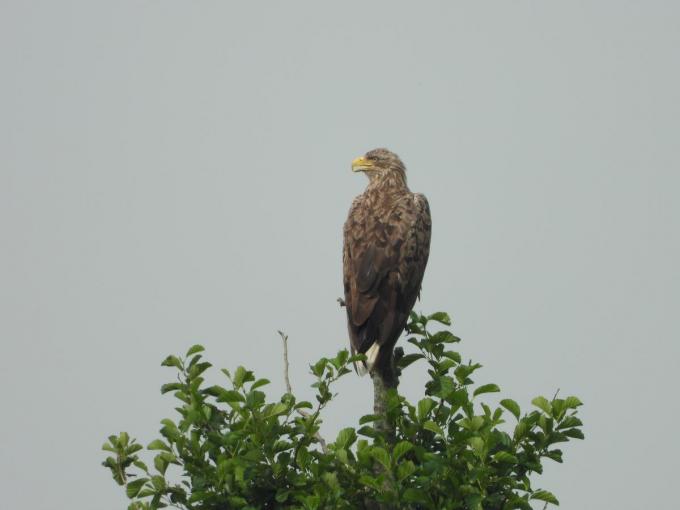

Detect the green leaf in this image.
[296,447,311,469]
[423,420,444,436]
[493,451,519,463]
[402,488,428,503]
[436,359,457,373]
[454,363,482,384]
[431,330,459,343]
[311,358,327,377]
[398,353,425,369]
[160,418,177,430]
[545,449,564,463]
[333,349,349,368]
[275,490,291,503]
[348,353,367,364]
[466,494,483,510]
[150,475,166,491]
[409,310,424,324]
[189,361,211,378]
[161,355,182,369]
[442,351,462,363]
[294,400,313,411]
[357,426,377,438]
[458,416,484,431]
[126,443,143,455]
[397,460,416,481]
[562,428,585,439]
[532,396,552,415]
[473,383,500,397]
[417,398,436,421]
[335,448,349,464]
[428,311,451,325]
[216,390,245,403]
[147,439,171,452]
[102,441,116,453]
[132,460,148,472]
[322,471,340,492]
[186,344,205,357]
[531,490,559,505]
[264,402,288,419]
[126,478,148,499]
[137,487,156,498]
[468,436,485,457]
[359,414,380,425]
[557,416,583,429]
[335,427,357,449]
[233,366,254,389]
[564,396,583,409]
[514,420,528,440]
[359,475,381,490]
[538,414,553,433]
[392,440,413,461]
[202,385,224,397]
[501,399,521,420]
[251,378,270,390]
[371,446,391,469]
[154,454,169,475]
[407,337,423,348]
[551,398,566,419]
[160,383,183,394]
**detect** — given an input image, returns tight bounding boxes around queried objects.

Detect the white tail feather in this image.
[357,342,381,376]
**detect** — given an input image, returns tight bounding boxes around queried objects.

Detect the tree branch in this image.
[277,330,329,454]
[370,346,404,444]
[278,330,293,395]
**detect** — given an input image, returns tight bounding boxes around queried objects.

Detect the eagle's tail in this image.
[357,342,381,376]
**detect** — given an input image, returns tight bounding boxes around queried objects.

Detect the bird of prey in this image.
[343,148,431,381]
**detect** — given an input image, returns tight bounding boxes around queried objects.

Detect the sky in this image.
[1,1,679,509]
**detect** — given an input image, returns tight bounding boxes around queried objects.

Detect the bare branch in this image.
[277,330,329,454]
[278,330,292,395]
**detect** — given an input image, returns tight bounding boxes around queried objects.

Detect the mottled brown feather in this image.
[343,149,431,376]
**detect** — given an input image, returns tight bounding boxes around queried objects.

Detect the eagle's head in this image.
[351,148,407,184]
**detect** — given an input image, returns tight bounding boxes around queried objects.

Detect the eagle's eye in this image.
[364,149,400,169]
[366,152,386,164]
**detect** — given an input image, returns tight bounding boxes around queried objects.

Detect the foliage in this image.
[103,312,584,509]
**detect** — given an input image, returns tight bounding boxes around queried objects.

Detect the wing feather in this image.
[343,191,432,363]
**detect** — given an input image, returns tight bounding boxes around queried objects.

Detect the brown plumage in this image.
[343,148,431,379]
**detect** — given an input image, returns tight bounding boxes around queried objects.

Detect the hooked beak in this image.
[351,156,374,173]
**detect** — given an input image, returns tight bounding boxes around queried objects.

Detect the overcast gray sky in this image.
[2,1,679,509]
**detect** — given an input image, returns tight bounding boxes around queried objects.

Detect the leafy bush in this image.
[103,311,584,509]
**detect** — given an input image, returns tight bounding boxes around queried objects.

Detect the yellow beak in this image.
[351,156,374,172]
